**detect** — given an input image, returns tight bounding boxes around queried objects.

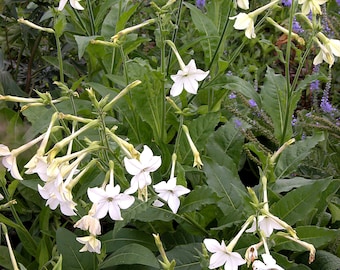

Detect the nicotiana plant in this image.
[0,0,339,269]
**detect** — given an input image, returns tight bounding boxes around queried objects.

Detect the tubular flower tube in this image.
[230,0,279,39]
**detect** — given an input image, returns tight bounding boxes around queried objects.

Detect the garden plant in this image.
[0,0,340,269]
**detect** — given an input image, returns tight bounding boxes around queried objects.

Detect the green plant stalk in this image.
[206,1,232,111]
[166,0,184,75]
[281,1,297,145]
[86,0,96,35]
[72,8,90,35]
[1,223,19,270]
[54,33,64,83]
[119,46,141,142]
[0,184,38,257]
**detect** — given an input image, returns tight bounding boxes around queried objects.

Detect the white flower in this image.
[313,34,340,67]
[124,145,161,194]
[87,184,135,220]
[203,238,246,270]
[252,254,284,270]
[25,155,49,181]
[0,144,22,180]
[153,177,190,214]
[230,13,256,39]
[58,0,84,11]
[237,0,249,10]
[230,0,279,39]
[170,59,209,97]
[74,214,101,236]
[38,178,77,216]
[246,215,285,237]
[76,235,101,254]
[0,192,3,201]
[298,0,328,15]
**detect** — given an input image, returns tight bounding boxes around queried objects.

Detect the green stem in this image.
[72,8,90,35]
[55,33,64,83]
[166,0,184,75]
[86,0,96,35]
[281,1,297,145]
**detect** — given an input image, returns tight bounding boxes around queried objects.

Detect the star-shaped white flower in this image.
[252,254,284,270]
[87,184,135,220]
[58,0,84,11]
[203,238,246,270]
[124,145,161,194]
[76,235,101,254]
[0,144,22,180]
[170,59,209,97]
[313,35,340,67]
[298,0,327,15]
[230,13,256,39]
[153,177,190,213]
[246,215,285,237]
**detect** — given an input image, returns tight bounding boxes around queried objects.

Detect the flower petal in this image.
[204,238,224,253]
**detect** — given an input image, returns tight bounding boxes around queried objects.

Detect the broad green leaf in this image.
[271,177,318,193]
[206,119,245,167]
[270,177,333,225]
[56,227,97,270]
[224,75,261,105]
[102,228,157,253]
[115,4,139,33]
[101,0,128,38]
[74,35,99,59]
[261,67,302,143]
[184,2,219,65]
[274,132,325,179]
[180,186,219,213]
[42,56,79,80]
[273,226,339,252]
[165,243,202,270]
[203,156,247,210]
[99,243,159,269]
[296,250,340,270]
[0,246,13,270]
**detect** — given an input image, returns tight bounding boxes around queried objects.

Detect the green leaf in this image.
[42,56,79,80]
[99,243,159,269]
[184,2,219,65]
[206,119,245,167]
[260,67,302,143]
[296,250,340,270]
[102,228,157,253]
[203,157,246,210]
[74,35,99,59]
[270,177,334,225]
[271,177,318,193]
[165,243,202,270]
[56,227,97,270]
[328,202,340,223]
[180,186,219,213]
[224,75,261,105]
[274,132,325,179]
[274,226,340,252]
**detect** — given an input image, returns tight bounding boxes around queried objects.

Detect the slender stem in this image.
[281,1,296,144]
[72,8,89,35]
[166,0,184,75]
[55,33,64,83]
[86,0,96,35]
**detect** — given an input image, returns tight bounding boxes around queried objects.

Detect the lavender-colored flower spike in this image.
[292,17,304,34]
[248,99,257,107]
[281,0,292,6]
[196,0,206,9]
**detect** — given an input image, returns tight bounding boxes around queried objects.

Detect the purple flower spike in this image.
[196,0,206,9]
[248,99,257,107]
